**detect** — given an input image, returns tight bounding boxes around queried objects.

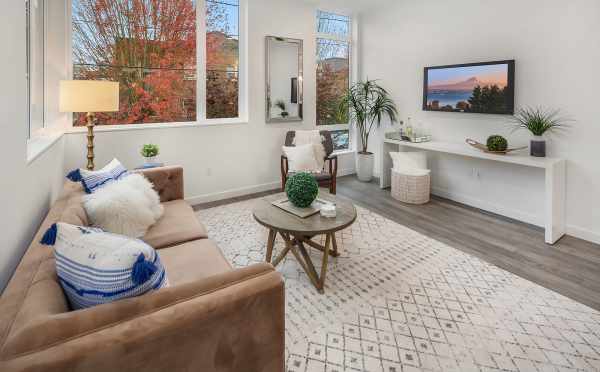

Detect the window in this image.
[316,10,351,151]
[71,0,240,126]
[27,0,45,137]
[206,0,240,119]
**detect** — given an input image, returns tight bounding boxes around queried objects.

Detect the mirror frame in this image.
[265,36,303,123]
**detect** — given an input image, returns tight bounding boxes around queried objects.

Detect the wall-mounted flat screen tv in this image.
[423,60,515,114]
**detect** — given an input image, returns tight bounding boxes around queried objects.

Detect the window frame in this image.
[27,0,47,140]
[315,9,358,153]
[66,0,248,131]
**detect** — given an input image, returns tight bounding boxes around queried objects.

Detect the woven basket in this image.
[391,169,431,204]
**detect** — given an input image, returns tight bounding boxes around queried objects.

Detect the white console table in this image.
[380,139,566,244]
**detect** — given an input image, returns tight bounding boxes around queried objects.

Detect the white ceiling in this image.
[302,0,392,14]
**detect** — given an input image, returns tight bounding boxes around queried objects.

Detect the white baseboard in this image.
[186,181,281,205]
[566,225,600,245]
[431,186,544,228]
[186,169,356,205]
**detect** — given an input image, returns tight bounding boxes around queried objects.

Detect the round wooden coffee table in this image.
[253,190,357,293]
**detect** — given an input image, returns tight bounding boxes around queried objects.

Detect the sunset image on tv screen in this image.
[425,62,513,114]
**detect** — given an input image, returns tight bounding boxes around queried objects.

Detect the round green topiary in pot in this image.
[486,135,508,152]
[285,172,319,208]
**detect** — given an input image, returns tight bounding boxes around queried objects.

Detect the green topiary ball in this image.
[486,135,508,152]
[285,172,319,208]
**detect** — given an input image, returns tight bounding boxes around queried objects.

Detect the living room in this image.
[1,0,600,371]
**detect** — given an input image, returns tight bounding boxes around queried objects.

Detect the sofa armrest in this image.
[0,263,284,372]
[135,166,184,202]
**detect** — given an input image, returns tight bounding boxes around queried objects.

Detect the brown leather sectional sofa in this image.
[0,166,285,372]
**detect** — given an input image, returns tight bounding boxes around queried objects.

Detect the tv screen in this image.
[423,60,515,114]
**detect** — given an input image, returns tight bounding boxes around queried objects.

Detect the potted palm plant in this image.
[340,79,398,181]
[510,107,569,157]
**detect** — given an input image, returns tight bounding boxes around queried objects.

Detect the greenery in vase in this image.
[285,172,319,208]
[486,135,508,152]
[275,100,289,117]
[511,107,569,136]
[141,144,159,158]
[339,79,398,154]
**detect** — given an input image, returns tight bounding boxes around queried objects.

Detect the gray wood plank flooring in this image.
[194,175,600,311]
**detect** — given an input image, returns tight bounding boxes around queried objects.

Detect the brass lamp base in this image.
[86,112,96,171]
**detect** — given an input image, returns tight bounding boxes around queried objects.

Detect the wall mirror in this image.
[266,36,303,123]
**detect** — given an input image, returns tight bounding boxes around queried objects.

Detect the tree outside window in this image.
[72,0,240,126]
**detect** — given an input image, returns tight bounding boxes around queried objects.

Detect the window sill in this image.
[65,118,249,134]
[27,131,64,164]
[333,149,355,156]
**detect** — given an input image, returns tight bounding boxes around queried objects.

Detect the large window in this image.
[316,10,351,151]
[27,0,45,137]
[71,0,240,126]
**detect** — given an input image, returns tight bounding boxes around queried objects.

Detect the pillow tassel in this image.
[131,253,157,285]
[40,223,58,246]
[66,169,82,182]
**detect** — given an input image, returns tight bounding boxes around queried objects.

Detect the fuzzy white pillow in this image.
[83,174,164,238]
[283,144,321,173]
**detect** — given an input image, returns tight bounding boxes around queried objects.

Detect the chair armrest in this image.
[1,264,285,372]
[135,166,184,202]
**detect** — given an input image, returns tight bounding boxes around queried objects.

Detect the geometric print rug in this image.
[198,198,600,372]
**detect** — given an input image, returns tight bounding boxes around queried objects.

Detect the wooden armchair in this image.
[281,130,338,194]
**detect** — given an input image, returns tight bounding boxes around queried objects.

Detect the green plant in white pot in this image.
[340,79,398,182]
[141,144,160,165]
[510,107,569,157]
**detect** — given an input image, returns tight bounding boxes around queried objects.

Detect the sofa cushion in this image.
[59,183,89,227]
[142,200,208,249]
[158,239,232,285]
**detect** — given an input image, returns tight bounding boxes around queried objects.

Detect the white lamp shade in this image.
[59,80,120,113]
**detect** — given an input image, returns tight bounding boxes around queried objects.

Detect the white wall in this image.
[361,0,600,243]
[64,0,355,204]
[0,0,66,291]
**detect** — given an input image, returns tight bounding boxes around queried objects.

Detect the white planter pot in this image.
[356,152,375,182]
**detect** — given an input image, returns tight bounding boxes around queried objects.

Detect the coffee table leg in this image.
[265,229,276,263]
[331,233,339,257]
[317,234,332,293]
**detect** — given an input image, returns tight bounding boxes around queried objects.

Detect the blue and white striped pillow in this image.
[67,158,129,194]
[40,223,169,310]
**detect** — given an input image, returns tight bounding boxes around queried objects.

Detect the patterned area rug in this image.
[199,199,600,372]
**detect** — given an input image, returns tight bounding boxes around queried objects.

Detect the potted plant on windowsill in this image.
[340,79,398,182]
[510,107,570,157]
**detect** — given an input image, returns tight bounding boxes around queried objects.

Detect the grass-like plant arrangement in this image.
[510,107,569,136]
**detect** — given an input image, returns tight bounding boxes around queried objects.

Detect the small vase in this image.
[530,136,546,157]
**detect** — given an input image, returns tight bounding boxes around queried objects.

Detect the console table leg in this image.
[546,159,566,244]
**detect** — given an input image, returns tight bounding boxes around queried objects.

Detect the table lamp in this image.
[59,80,119,170]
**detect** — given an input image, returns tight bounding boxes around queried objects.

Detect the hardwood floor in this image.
[336,175,600,311]
[195,175,600,310]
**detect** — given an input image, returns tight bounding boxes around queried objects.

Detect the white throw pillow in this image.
[40,222,169,310]
[83,173,164,238]
[389,151,428,173]
[293,130,326,170]
[283,144,321,173]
